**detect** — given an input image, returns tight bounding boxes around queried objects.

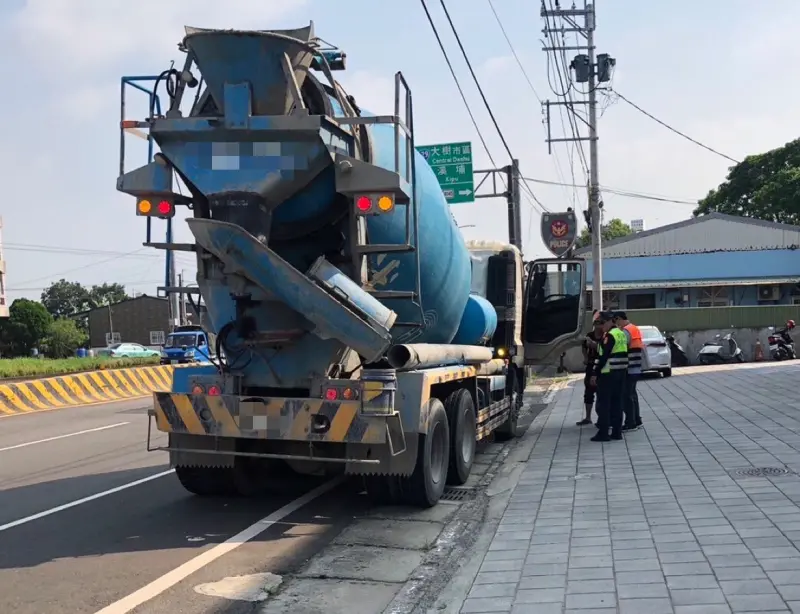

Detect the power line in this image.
[0,242,194,263]
[486,0,542,103]
[612,89,740,164]
[6,279,165,293]
[521,176,698,205]
[434,0,547,212]
[418,0,498,169]
[486,0,576,208]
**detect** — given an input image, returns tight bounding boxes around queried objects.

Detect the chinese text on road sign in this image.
[416,141,474,205]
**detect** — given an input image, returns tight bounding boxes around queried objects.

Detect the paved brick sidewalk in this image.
[460,364,800,614]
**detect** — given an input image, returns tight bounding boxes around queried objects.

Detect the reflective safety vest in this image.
[598,327,628,374]
[624,322,644,375]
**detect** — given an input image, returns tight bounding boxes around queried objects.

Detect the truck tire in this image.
[495,366,522,441]
[444,389,476,486]
[175,465,236,497]
[400,399,450,508]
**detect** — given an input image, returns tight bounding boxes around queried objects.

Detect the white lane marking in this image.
[0,422,131,452]
[0,469,175,533]
[94,476,344,614]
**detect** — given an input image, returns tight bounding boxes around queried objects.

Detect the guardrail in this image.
[0,365,176,415]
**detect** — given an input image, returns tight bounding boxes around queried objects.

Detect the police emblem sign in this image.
[541,211,578,257]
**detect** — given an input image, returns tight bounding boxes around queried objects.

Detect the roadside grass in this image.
[0,356,160,380]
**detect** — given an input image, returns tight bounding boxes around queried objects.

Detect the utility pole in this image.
[166,222,180,331]
[473,164,522,252]
[541,1,615,312]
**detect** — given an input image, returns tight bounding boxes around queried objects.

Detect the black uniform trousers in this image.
[596,370,626,437]
[623,373,642,427]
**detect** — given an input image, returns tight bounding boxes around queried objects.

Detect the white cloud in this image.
[11,0,310,78]
[342,70,396,114]
[480,55,515,75]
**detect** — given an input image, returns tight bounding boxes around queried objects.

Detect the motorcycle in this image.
[697,330,744,365]
[665,334,689,367]
[768,326,795,361]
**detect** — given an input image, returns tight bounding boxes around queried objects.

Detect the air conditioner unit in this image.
[758,285,780,301]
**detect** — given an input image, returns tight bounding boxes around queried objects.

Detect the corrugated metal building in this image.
[84,295,206,348]
[574,213,800,310]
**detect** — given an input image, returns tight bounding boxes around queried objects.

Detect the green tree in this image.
[89,283,128,308]
[44,318,88,358]
[0,299,53,356]
[41,280,93,319]
[693,138,800,224]
[575,218,632,249]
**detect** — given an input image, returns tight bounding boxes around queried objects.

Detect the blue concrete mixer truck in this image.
[117,23,588,507]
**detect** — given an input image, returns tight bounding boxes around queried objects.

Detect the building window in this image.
[105,332,121,345]
[602,291,620,309]
[627,293,656,310]
[696,286,729,308]
[150,330,165,345]
[792,296,800,306]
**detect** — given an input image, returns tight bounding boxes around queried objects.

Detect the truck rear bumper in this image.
[149,391,398,445]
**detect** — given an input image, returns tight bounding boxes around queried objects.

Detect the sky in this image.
[1,0,798,303]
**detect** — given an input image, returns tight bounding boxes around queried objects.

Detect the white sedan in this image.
[638,325,672,377]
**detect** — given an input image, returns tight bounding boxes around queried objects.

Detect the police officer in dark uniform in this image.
[590,311,628,442]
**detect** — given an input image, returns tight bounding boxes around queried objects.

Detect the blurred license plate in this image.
[170,360,178,365]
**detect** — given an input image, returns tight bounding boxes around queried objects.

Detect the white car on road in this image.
[639,325,672,377]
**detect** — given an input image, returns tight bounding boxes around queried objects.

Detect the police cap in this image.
[596,311,614,323]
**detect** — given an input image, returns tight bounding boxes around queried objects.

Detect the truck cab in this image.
[159,325,215,365]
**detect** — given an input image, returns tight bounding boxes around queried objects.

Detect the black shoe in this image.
[576,418,592,426]
[590,433,611,442]
[636,421,643,427]
[622,424,639,432]
[610,433,623,440]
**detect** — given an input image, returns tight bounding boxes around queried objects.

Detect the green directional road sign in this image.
[416,141,474,205]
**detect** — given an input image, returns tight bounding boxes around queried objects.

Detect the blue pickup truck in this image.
[159,325,216,365]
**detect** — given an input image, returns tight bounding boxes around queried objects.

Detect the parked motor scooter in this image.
[697,330,744,365]
[665,334,689,367]
[768,326,796,361]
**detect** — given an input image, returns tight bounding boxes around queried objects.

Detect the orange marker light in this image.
[377,196,394,211]
[138,199,152,214]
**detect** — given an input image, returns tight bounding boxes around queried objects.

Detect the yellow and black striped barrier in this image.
[151,392,389,444]
[0,365,177,415]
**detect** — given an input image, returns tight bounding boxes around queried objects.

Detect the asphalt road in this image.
[0,399,363,614]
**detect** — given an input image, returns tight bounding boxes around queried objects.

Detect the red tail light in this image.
[207,385,221,396]
[324,388,338,401]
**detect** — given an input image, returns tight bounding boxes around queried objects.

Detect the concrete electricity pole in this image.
[541,1,615,312]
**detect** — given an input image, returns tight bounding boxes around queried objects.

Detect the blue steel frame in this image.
[119,75,173,293]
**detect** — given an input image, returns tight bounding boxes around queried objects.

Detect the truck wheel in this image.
[399,398,450,508]
[735,354,744,363]
[444,389,476,486]
[661,368,672,378]
[364,475,399,505]
[232,457,268,496]
[175,465,236,497]
[495,366,522,441]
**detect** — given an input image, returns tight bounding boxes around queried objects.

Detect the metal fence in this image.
[584,305,800,331]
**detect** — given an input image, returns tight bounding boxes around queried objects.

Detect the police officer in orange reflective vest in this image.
[614,311,644,431]
[590,311,627,442]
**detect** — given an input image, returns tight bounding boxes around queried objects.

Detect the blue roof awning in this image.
[587,277,800,291]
